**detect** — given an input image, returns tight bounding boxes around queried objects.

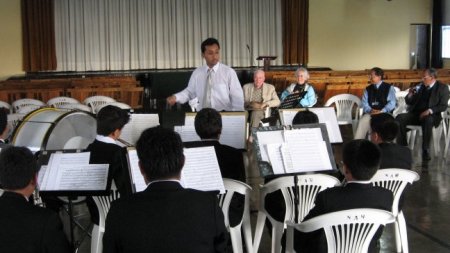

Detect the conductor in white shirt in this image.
[166,38,244,111]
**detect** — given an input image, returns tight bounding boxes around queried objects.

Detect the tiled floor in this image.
[67,127,450,253]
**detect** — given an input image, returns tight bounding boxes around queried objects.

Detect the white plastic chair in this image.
[11,98,45,113]
[218,179,253,253]
[96,102,132,113]
[16,104,43,114]
[371,168,420,253]
[324,94,362,135]
[393,91,409,117]
[58,103,92,112]
[406,111,446,157]
[83,96,116,113]
[285,208,395,253]
[252,174,341,253]
[91,183,120,253]
[443,107,450,158]
[47,96,80,108]
[0,101,12,113]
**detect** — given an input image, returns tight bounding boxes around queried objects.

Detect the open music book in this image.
[120,113,160,145]
[38,152,109,192]
[127,146,225,193]
[252,124,337,177]
[175,112,247,149]
[279,107,343,143]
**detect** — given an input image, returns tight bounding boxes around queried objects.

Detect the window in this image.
[442,26,450,58]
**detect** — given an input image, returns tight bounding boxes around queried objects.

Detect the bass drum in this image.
[11,108,96,152]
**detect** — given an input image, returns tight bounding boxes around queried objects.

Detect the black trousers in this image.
[396,112,436,151]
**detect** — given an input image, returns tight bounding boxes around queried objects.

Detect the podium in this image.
[257,56,277,71]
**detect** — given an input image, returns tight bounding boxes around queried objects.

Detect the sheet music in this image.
[41,152,91,191]
[283,128,323,144]
[42,164,109,191]
[184,115,196,126]
[309,107,342,143]
[37,165,47,187]
[174,125,201,142]
[220,115,246,149]
[120,114,160,145]
[266,143,286,174]
[283,141,333,173]
[127,149,147,192]
[256,130,284,161]
[181,146,225,193]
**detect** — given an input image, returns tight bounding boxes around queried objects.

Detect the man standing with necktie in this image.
[396,68,449,161]
[354,67,396,139]
[166,38,244,111]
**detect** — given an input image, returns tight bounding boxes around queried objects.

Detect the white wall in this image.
[0,0,23,80]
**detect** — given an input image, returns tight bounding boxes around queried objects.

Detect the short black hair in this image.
[370,67,384,79]
[292,110,319,125]
[0,146,38,190]
[0,108,7,135]
[425,68,438,79]
[194,108,222,139]
[343,139,381,180]
[136,126,184,180]
[201,38,220,53]
[370,113,398,142]
[96,105,130,136]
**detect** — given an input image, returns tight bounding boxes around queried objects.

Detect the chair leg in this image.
[398,211,409,253]
[272,222,285,253]
[394,219,402,253]
[252,212,267,253]
[286,225,295,253]
[230,226,244,253]
[408,129,417,151]
[90,224,102,253]
[242,210,254,253]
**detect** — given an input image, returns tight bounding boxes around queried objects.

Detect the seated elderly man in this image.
[243,69,280,127]
[103,126,228,252]
[0,146,70,253]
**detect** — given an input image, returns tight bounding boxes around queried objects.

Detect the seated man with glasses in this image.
[395,68,449,161]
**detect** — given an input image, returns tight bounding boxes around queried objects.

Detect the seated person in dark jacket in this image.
[184,108,245,227]
[86,105,133,224]
[294,139,393,253]
[370,113,412,170]
[0,146,70,253]
[103,127,228,253]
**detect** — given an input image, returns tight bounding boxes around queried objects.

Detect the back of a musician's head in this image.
[96,105,130,136]
[370,113,398,142]
[292,110,319,125]
[194,108,222,139]
[343,139,381,181]
[136,126,184,180]
[0,146,38,190]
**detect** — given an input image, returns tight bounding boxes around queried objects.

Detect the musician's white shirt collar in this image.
[147,179,182,187]
[95,135,118,145]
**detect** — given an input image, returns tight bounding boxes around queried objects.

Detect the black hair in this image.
[343,139,381,180]
[0,108,7,135]
[201,38,220,53]
[292,110,319,125]
[96,105,130,136]
[136,126,184,180]
[425,68,438,79]
[370,113,398,142]
[194,108,222,139]
[370,67,384,79]
[0,146,38,189]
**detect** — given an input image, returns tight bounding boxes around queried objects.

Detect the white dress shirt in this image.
[174,63,244,111]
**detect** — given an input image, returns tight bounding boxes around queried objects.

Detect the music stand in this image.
[37,150,110,252]
[257,56,277,71]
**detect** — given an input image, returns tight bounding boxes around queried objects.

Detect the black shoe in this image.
[422,150,431,161]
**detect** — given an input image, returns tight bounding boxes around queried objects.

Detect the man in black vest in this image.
[396,68,449,161]
[354,67,396,139]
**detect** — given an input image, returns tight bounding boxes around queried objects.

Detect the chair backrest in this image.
[218,178,253,253]
[58,103,92,112]
[371,168,419,215]
[261,174,341,224]
[393,90,409,117]
[83,96,116,113]
[16,104,43,114]
[47,96,80,108]
[0,100,12,113]
[287,208,395,253]
[324,94,361,124]
[11,98,45,113]
[93,183,120,229]
[96,101,131,113]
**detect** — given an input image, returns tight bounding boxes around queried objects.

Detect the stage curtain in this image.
[21,0,57,71]
[53,0,283,71]
[281,0,308,65]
